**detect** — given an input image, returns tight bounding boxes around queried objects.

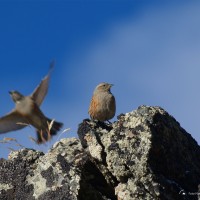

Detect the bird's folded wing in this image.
[88,96,99,116]
[0,111,28,133]
[31,60,54,106]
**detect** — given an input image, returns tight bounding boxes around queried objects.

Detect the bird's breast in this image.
[15,97,34,115]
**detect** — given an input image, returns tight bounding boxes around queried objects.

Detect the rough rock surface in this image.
[0,105,200,200]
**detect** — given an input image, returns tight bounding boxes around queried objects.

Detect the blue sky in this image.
[0,0,200,158]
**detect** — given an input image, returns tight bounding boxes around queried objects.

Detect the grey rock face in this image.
[78,106,200,200]
[0,106,200,200]
[0,139,88,200]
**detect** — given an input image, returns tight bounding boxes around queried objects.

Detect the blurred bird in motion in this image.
[0,61,63,144]
[89,82,116,122]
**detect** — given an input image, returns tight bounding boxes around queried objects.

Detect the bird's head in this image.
[9,91,24,103]
[95,82,114,93]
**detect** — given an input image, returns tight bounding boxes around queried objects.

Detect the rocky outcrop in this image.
[0,106,200,200]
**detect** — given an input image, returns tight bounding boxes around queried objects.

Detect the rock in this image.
[0,138,88,200]
[78,105,200,200]
[0,105,200,200]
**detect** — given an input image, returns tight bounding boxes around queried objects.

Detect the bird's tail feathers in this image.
[36,119,63,144]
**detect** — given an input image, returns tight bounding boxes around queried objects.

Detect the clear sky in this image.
[0,0,200,159]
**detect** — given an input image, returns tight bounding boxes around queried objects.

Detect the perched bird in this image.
[0,62,63,144]
[88,82,116,122]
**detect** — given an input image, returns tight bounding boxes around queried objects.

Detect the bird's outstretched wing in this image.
[31,60,54,106]
[0,110,28,133]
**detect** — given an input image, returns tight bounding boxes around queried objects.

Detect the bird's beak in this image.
[110,84,114,88]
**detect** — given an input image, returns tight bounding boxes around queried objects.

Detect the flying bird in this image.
[89,82,116,122]
[0,62,63,144]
